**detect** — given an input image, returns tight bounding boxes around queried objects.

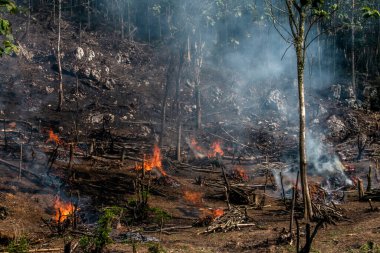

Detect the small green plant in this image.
[7,236,29,253]
[148,242,166,253]
[150,207,171,225]
[78,206,123,253]
[359,241,380,253]
[78,235,92,253]
[94,206,123,253]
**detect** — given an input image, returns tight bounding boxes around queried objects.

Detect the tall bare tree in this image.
[267,0,332,221]
[351,0,356,98]
[57,0,64,111]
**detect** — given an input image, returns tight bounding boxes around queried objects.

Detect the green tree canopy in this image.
[0,0,18,57]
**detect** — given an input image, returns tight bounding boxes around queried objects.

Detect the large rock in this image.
[87,113,115,124]
[87,49,95,61]
[90,69,102,82]
[326,115,347,139]
[331,84,342,100]
[75,47,84,60]
[266,89,287,114]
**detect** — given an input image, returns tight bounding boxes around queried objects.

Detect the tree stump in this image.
[367,166,372,192]
[358,179,364,200]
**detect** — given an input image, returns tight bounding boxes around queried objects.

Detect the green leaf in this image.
[362,7,380,19]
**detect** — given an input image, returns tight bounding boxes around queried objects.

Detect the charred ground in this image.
[0,6,380,253]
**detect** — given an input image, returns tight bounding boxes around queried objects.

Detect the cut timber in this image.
[367,166,372,192]
[358,179,364,200]
[0,248,63,253]
[0,158,41,182]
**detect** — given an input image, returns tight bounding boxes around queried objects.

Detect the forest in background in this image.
[0,1,380,253]
[11,0,380,108]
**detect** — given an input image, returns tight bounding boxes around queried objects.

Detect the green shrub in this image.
[7,236,29,253]
[148,242,166,253]
[359,241,380,253]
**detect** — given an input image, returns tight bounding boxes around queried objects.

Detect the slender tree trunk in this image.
[317,23,322,81]
[195,81,201,130]
[121,14,124,40]
[159,56,174,148]
[351,0,356,98]
[176,120,182,161]
[87,0,91,29]
[296,12,313,221]
[127,0,131,41]
[194,37,204,131]
[57,0,64,111]
[27,0,31,37]
[174,44,184,114]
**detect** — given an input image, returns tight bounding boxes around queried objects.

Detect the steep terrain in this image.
[0,8,379,253]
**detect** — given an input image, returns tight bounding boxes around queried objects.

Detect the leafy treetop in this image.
[0,0,18,57]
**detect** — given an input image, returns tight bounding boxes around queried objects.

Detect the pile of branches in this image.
[197,207,255,234]
[312,202,346,225]
[363,189,380,201]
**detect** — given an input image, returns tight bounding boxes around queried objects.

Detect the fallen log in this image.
[198,223,256,235]
[0,248,63,253]
[0,158,41,182]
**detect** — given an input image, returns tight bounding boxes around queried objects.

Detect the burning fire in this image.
[189,138,207,159]
[184,191,203,205]
[208,140,224,158]
[53,197,75,223]
[188,138,224,159]
[136,145,167,176]
[232,166,249,181]
[212,208,224,219]
[46,129,63,145]
[200,208,224,220]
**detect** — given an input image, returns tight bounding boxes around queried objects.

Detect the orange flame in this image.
[47,129,63,145]
[189,138,207,159]
[233,166,249,181]
[208,140,224,158]
[199,208,224,220]
[212,208,224,219]
[184,191,203,205]
[136,145,167,176]
[53,197,75,223]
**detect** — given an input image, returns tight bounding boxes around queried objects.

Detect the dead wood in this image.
[358,179,365,200]
[367,166,372,192]
[0,248,63,253]
[0,158,41,182]
[197,206,254,234]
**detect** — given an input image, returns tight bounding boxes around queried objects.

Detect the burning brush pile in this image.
[183,189,255,234]
[41,196,80,235]
[195,206,254,234]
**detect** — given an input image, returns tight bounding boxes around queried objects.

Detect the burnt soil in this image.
[0,9,380,253]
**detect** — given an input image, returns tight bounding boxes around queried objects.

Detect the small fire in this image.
[137,145,167,176]
[47,129,63,145]
[208,140,224,158]
[184,191,203,205]
[199,208,224,220]
[232,166,249,181]
[212,208,224,219]
[53,197,75,223]
[189,138,207,159]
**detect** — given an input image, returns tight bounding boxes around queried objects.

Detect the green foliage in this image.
[0,0,18,57]
[0,0,17,14]
[359,241,380,253]
[78,206,123,253]
[149,207,171,225]
[147,242,167,253]
[94,206,123,251]
[78,236,92,253]
[362,6,380,18]
[7,236,29,253]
